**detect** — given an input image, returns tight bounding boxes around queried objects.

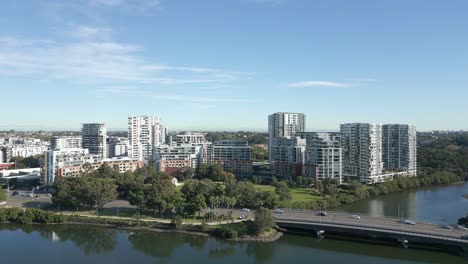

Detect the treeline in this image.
[0,208,66,224]
[9,155,43,169]
[286,171,462,210]
[52,163,292,217]
[418,132,468,178]
[204,131,268,145]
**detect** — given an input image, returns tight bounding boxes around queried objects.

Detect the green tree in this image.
[236,181,261,208]
[175,167,195,181]
[85,178,118,210]
[144,178,176,217]
[251,207,276,235]
[184,193,207,216]
[275,181,292,201]
[316,180,324,193]
[261,191,279,209]
[324,185,338,196]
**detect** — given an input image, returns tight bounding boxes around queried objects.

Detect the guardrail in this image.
[275,217,468,243]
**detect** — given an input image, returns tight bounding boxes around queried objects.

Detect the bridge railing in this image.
[278,208,449,226]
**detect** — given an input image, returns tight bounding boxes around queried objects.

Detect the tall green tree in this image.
[251,207,276,235]
[275,181,292,201]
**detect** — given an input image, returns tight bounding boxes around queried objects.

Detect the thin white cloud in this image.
[72,25,112,40]
[89,0,160,8]
[98,86,251,104]
[287,81,352,88]
[90,0,124,6]
[0,31,247,85]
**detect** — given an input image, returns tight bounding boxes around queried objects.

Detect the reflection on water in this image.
[0,224,466,264]
[335,182,468,224]
[39,225,118,255]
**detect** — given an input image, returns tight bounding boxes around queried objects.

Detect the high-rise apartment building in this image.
[51,136,82,150]
[340,123,383,184]
[269,137,306,178]
[128,116,167,162]
[382,124,417,175]
[44,148,100,184]
[268,112,306,162]
[107,137,129,158]
[297,132,343,183]
[82,123,107,158]
[212,140,252,178]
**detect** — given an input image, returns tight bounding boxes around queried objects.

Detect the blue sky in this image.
[1,0,467,131]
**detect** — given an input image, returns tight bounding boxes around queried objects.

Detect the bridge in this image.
[274,210,468,250]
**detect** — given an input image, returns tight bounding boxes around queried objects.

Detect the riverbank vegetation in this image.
[0,208,66,224]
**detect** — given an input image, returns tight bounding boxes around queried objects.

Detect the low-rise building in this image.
[153,144,202,176]
[55,157,144,179]
[51,136,82,150]
[43,148,100,184]
[9,145,48,158]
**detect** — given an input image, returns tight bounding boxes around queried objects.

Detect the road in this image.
[2,192,467,240]
[275,210,468,239]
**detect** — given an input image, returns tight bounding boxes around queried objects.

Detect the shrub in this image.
[171,215,184,230]
[216,226,238,239]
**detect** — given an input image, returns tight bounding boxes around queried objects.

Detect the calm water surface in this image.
[0,223,466,264]
[334,182,468,224]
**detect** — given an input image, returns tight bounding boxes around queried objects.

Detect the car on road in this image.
[12,191,19,196]
[22,193,34,197]
[403,219,416,225]
[318,211,328,216]
[0,201,6,205]
[352,215,361,219]
[274,209,284,214]
[46,194,52,197]
[441,225,453,229]
[457,225,468,231]
[239,215,246,220]
[242,208,250,212]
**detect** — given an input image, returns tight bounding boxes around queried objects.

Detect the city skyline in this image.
[2,0,468,131]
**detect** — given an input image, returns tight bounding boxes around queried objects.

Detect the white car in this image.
[242,208,250,212]
[352,215,361,219]
[403,220,416,225]
[239,215,246,220]
[457,225,468,231]
[274,209,284,214]
[0,201,6,205]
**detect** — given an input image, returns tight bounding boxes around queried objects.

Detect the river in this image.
[0,183,467,263]
[334,182,468,225]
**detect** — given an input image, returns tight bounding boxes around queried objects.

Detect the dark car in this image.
[318,211,328,216]
[12,191,19,196]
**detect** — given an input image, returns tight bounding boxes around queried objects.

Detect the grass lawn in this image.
[290,188,321,202]
[254,184,275,192]
[254,184,322,203]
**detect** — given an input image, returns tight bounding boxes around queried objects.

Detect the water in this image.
[0,224,466,264]
[0,183,467,263]
[334,182,468,225]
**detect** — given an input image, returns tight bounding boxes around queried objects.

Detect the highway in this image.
[275,210,468,241]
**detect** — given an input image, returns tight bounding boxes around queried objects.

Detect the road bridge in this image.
[274,210,468,250]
